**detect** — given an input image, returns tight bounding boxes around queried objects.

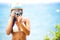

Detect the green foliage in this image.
[55,32,60,37]
[53,24,60,40]
[44,35,50,40]
[44,24,60,40]
[55,24,60,31]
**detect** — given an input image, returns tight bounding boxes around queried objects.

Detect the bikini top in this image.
[13,17,26,32]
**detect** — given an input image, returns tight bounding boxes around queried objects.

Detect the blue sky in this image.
[0,3,60,40]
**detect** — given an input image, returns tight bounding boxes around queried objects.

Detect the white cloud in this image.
[0,0,60,5]
[56,9,60,13]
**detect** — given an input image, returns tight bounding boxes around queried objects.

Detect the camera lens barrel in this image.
[15,12,19,16]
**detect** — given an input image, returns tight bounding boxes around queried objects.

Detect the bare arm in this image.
[6,11,15,35]
[18,18,30,35]
[6,17,14,35]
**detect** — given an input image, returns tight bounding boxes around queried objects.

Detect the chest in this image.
[13,18,26,32]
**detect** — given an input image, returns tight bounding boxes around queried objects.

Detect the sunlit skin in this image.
[6,9,30,40]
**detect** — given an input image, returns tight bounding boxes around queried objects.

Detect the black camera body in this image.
[14,10,22,16]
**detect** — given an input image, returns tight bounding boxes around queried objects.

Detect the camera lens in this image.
[16,13,19,15]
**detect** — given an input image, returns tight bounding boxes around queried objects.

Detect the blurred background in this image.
[0,0,60,40]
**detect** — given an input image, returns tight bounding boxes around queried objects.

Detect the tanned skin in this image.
[6,9,30,40]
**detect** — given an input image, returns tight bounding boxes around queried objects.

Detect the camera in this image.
[14,10,22,16]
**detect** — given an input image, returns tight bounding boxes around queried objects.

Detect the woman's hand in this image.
[11,11,15,18]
